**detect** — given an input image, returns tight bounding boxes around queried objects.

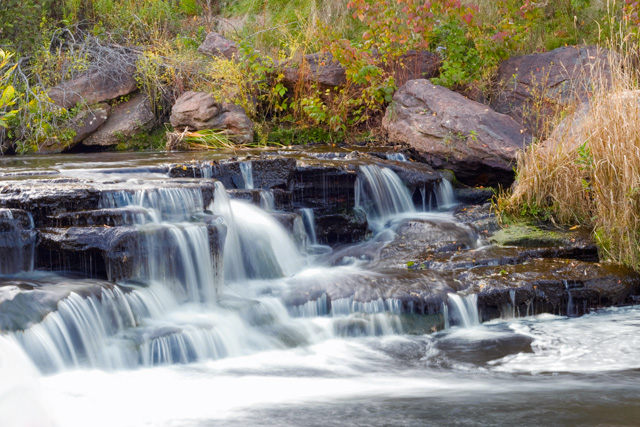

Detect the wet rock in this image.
[82,93,155,147]
[0,179,102,227]
[37,218,226,282]
[197,32,239,60]
[491,45,612,137]
[37,226,141,280]
[0,276,117,331]
[284,268,453,317]
[382,79,532,187]
[48,65,138,109]
[314,210,368,245]
[453,203,501,238]
[454,187,494,205]
[250,158,296,190]
[293,164,357,210]
[374,217,479,269]
[462,259,640,320]
[51,207,153,227]
[169,91,254,144]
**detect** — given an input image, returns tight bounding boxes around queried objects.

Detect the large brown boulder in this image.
[48,66,138,109]
[383,79,531,187]
[490,45,612,137]
[82,93,154,147]
[197,32,239,60]
[170,91,254,144]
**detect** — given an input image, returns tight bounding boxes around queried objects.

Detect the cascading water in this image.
[3,153,640,427]
[435,179,456,209]
[386,152,408,162]
[99,187,222,303]
[447,293,480,328]
[211,182,302,282]
[300,208,318,245]
[240,161,254,189]
[355,165,415,230]
[0,208,36,274]
[260,190,276,212]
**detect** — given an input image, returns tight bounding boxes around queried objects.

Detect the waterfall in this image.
[0,208,36,274]
[447,294,480,328]
[565,280,576,317]
[211,182,303,282]
[435,179,456,210]
[355,165,415,229]
[260,190,276,212]
[300,208,318,245]
[386,153,408,162]
[240,161,254,189]
[99,187,222,303]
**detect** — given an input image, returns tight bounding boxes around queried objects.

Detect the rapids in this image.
[1,150,639,426]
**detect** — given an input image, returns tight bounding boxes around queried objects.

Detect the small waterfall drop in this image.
[211,182,303,282]
[260,190,276,212]
[447,294,480,328]
[435,179,456,210]
[240,161,254,189]
[386,152,408,162]
[355,165,415,229]
[300,208,318,245]
[0,209,36,274]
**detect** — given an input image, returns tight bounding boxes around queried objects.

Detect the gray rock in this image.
[39,104,111,154]
[490,45,612,137]
[170,91,254,144]
[83,93,155,147]
[383,79,532,187]
[48,66,138,109]
[197,32,239,60]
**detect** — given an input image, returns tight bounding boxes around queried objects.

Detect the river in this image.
[0,151,639,426]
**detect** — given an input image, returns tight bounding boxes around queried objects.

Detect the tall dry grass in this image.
[497,41,640,268]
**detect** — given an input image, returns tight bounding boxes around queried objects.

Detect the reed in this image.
[497,38,640,268]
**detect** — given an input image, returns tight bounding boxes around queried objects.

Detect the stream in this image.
[1,150,639,426]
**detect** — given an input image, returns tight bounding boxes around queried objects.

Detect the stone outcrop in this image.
[383,79,532,187]
[48,66,138,109]
[490,45,612,137]
[169,91,254,144]
[83,93,155,147]
[197,32,239,60]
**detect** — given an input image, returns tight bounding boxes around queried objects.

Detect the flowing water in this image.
[1,152,640,426]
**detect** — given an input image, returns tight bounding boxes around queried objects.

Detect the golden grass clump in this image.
[497,47,640,268]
